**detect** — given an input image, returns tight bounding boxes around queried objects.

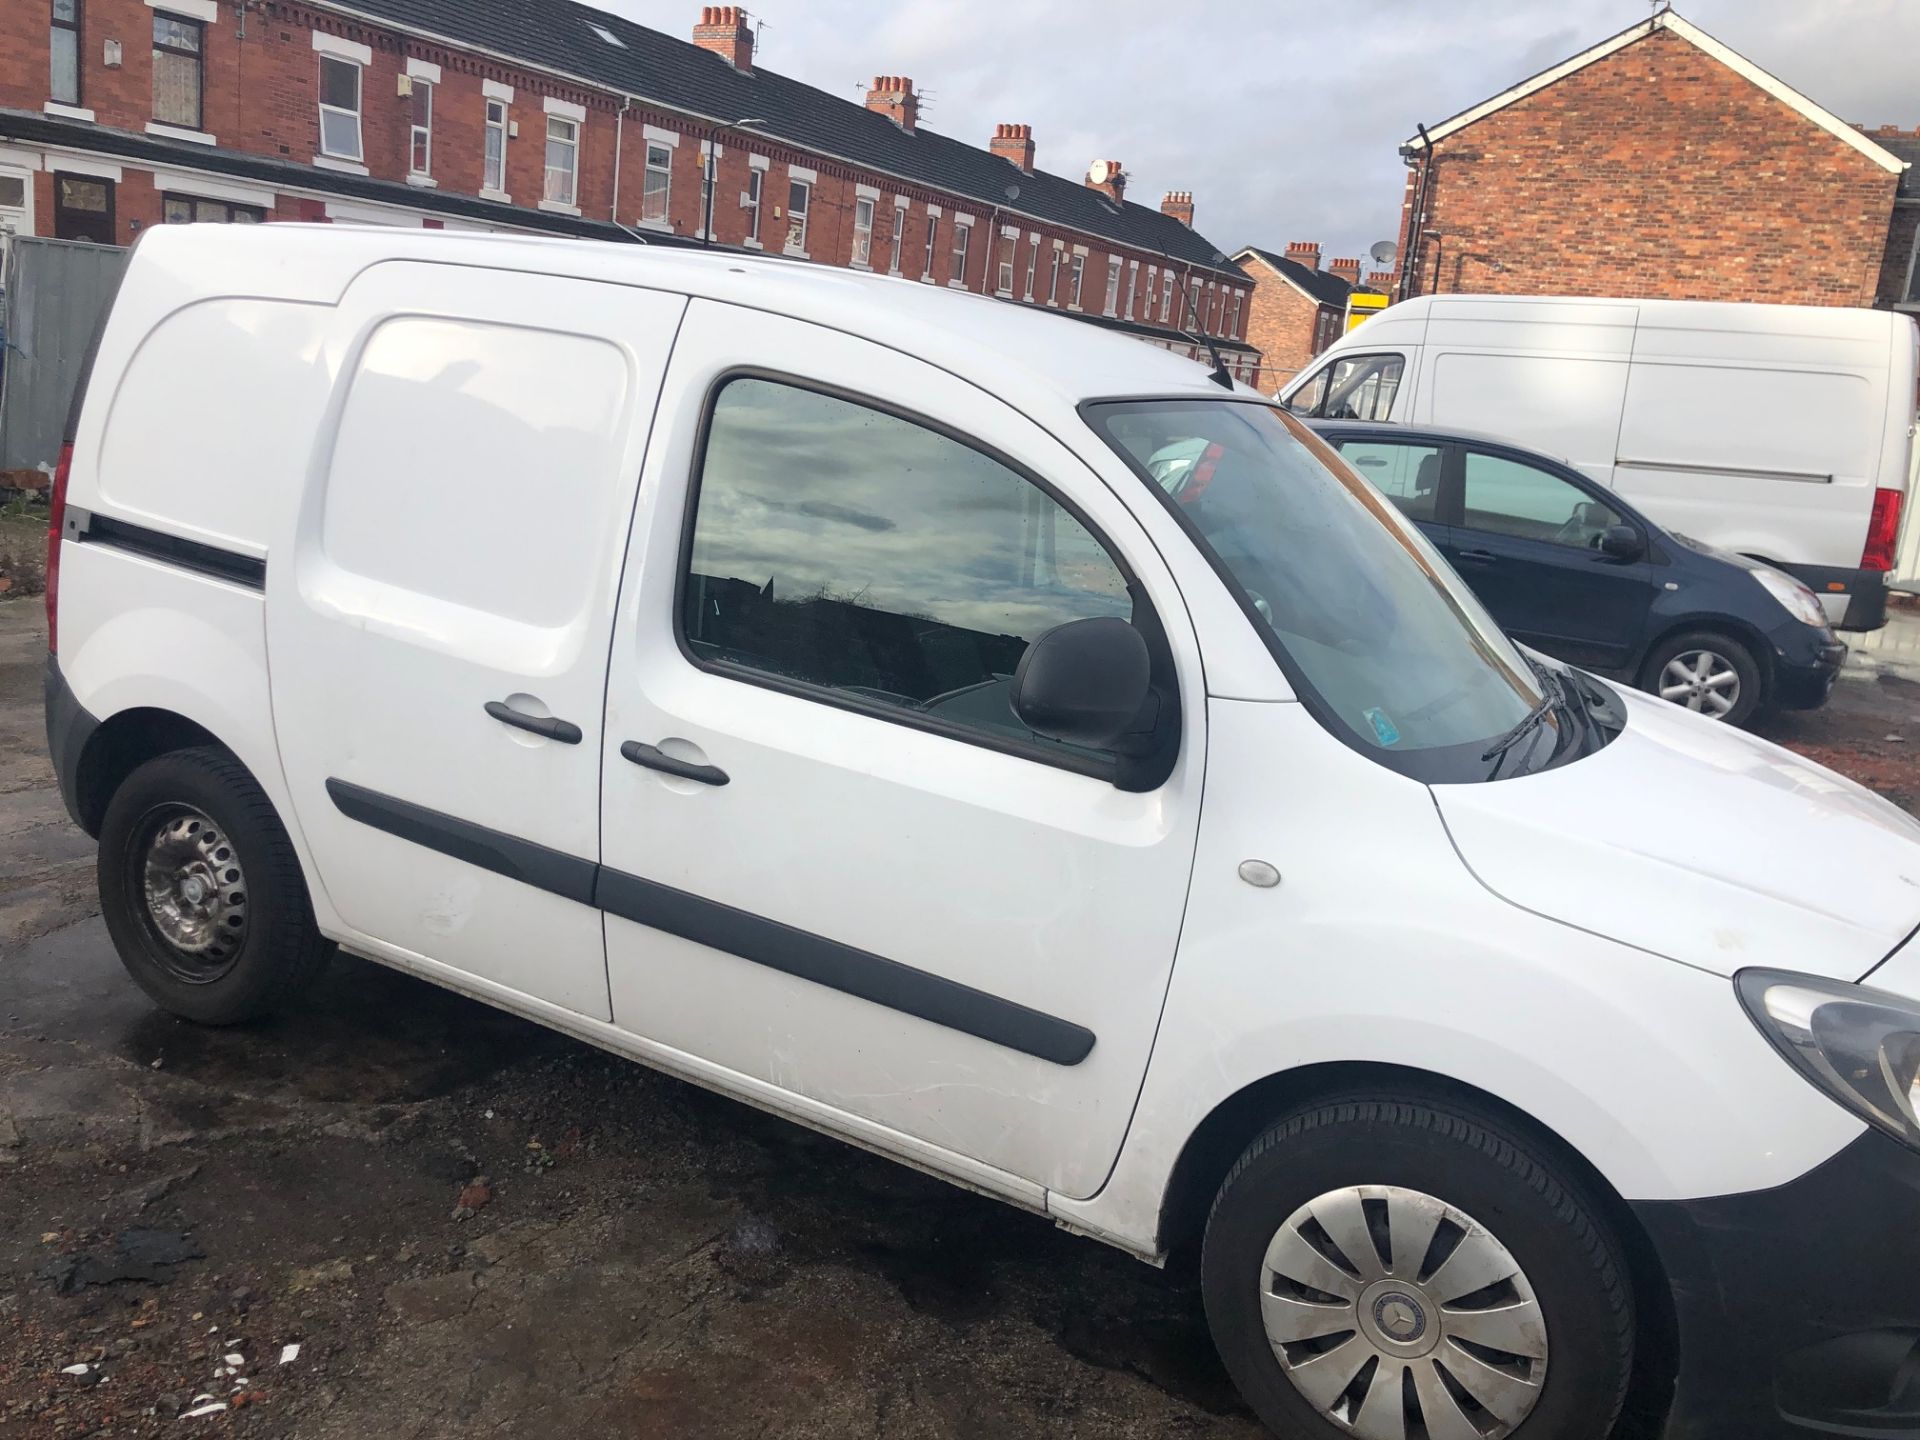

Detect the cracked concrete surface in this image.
[2,596,1917,1437]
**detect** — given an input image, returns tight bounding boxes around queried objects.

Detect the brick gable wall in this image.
[1238,257,1332,390]
[1395,29,1899,307]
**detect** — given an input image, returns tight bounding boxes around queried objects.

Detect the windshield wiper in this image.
[1480,669,1565,776]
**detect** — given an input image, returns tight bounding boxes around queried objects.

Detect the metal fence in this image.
[0,235,129,477]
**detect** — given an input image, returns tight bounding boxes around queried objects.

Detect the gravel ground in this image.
[2,595,1916,1438]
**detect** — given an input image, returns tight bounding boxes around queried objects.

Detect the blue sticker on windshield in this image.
[1364,707,1401,747]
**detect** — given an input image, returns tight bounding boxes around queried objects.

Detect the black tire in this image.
[97,746,331,1025]
[1639,629,1765,727]
[1201,1096,1633,1440]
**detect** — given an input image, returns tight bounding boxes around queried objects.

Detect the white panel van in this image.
[41,227,1920,1440]
[1279,294,1917,629]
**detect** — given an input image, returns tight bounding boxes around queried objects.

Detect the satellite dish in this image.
[1369,239,1398,266]
[1088,159,1112,184]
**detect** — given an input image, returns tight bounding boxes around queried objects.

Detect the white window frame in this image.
[1025,233,1040,301]
[1048,242,1062,305]
[785,175,812,256]
[1125,260,1139,318]
[743,159,766,247]
[1228,288,1243,338]
[1069,249,1086,311]
[949,215,973,289]
[408,77,433,180]
[542,113,580,211]
[889,198,907,275]
[0,164,35,269]
[1102,255,1121,316]
[316,53,364,163]
[852,192,876,268]
[1161,272,1174,323]
[482,97,509,198]
[641,139,672,225]
[923,207,940,281]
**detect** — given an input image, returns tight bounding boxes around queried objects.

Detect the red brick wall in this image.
[1239,258,1329,390]
[1,0,1254,346]
[1394,29,1899,307]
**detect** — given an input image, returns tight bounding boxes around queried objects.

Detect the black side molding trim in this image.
[323,779,1095,1066]
[68,508,266,591]
[324,779,597,906]
[594,869,1095,1066]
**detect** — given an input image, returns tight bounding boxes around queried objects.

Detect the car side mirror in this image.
[1599,525,1644,562]
[1010,617,1157,754]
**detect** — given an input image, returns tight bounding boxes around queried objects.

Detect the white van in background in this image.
[1278,295,1917,630]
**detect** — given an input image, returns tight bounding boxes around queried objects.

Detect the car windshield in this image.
[1087,400,1561,780]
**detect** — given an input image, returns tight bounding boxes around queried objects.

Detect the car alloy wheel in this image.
[1657,648,1741,718]
[1260,1184,1548,1440]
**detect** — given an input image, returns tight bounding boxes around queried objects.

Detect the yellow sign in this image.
[1346,292,1389,332]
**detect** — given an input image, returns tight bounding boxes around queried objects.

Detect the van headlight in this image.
[1738,969,1920,1151]
[1752,567,1830,630]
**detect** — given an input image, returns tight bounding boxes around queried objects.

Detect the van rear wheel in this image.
[1640,631,1763,727]
[98,747,331,1025]
[1200,1097,1632,1440]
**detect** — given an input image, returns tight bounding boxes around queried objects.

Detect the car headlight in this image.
[1752,567,1830,629]
[1738,969,1920,1152]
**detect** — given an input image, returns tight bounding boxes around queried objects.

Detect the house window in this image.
[889,201,906,273]
[51,0,81,107]
[152,14,204,130]
[318,55,363,161]
[785,177,810,252]
[743,166,763,243]
[0,171,29,266]
[163,194,265,224]
[1187,278,1203,326]
[1161,273,1174,322]
[923,214,938,278]
[52,172,113,244]
[1025,237,1039,300]
[1227,289,1243,338]
[642,140,671,224]
[852,195,875,267]
[996,231,1016,295]
[1048,246,1061,304]
[1103,257,1121,315]
[1069,253,1085,307]
[408,79,433,176]
[544,115,579,206]
[1125,261,1139,317]
[483,98,508,193]
[950,218,972,286]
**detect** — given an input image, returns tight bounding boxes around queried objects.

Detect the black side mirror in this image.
[1010,617,1157,754]
[1598,525,1644,562]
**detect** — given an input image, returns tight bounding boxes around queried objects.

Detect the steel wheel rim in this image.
[1261,1185,1548,1440]
[1658,649,1740,718]
[137,805,248,982]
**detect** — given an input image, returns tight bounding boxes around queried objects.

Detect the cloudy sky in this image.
[584,0,1918,266]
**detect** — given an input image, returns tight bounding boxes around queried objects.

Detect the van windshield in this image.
[1087,399,1568,782]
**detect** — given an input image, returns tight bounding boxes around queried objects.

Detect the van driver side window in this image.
[1290,353,1404,422]
[681,377,1137,761]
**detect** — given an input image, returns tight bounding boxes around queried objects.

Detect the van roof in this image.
[1382,292,1905,338]
[125,223,1239,409]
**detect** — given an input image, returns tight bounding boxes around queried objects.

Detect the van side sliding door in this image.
[267,264,687,1020]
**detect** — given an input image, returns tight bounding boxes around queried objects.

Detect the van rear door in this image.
[1614,307,1890,627]
[267,264,687,1020]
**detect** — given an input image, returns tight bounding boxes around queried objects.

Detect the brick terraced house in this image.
[1233,243,1389,390]
[0,0,1259,375]
[1391,9,1914,313]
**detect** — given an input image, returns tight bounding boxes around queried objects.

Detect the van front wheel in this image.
[1200,1097,1632,1440]
[98,747,331,1025]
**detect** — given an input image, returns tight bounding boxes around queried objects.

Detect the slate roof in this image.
[1878,134,1920,198]
[1237,247,1357,308]
[330,0,1241,277]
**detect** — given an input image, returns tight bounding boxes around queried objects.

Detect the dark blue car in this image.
[1307,420,1846,726]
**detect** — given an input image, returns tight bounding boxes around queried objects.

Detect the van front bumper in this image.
[1634,1129,1920,1438]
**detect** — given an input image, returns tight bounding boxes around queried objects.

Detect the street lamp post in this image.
[703,118,766,248]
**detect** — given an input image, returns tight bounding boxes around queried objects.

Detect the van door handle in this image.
[484,700,583,745]
[620,741,730,787]
[1456,549,1498,565]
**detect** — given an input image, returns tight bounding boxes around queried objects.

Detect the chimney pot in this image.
[1284,240,1322,271]
[990,121,1036,173]
[867,75,919,132]
[692,4,753,72]
[1160,189,1195,226]
[1329,256,1362,286]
